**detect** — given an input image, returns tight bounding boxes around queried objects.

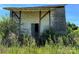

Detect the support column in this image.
[39,11,41,36]
[49,10,51,29]
[18,11,21,37]
[10,11,13,20]
[10,11,14,32]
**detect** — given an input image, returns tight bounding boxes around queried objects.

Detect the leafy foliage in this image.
[0,17,18,47]
[67,22,78,31]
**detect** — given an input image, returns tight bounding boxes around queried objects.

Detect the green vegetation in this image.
[0,17,79,54]
[0,44,79,54]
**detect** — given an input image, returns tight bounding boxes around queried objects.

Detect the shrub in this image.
[67,22,78,30]
[40,28,60,45]
[0,17,18,47]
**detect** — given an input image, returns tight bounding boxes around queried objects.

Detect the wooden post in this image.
[18,11,21,37]
[39,11,41,36]
[10,11,13,20]
[10,10,14,32]
[49,10,51,29]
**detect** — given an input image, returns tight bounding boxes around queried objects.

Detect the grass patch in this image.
[0,44,79,54]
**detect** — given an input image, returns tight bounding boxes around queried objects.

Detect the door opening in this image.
[31,23,39,38]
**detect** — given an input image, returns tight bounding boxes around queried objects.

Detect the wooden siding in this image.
[11,7,66,36]
[51,7,66,34]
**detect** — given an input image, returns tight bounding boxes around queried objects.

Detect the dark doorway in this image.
[31,23,39,38]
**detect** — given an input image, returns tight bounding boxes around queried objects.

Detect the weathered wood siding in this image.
[12,7,66,36]
[21,11,50,35]
[21,11,39,35]
[51,7,66,34]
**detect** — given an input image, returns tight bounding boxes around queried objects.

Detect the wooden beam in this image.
[40,11,49,20]
[12,11,20,19]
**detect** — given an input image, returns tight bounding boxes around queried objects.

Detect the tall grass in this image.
[0,30,79,54]
[0,35,79,54]
[0,44,79,54]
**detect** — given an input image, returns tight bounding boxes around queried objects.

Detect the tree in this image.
[67,22,78,31]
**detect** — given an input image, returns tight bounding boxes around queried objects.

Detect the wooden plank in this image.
[12,11,20,19]
[40,11,49,20]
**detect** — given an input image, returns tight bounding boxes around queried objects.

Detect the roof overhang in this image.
[3,4,65,11]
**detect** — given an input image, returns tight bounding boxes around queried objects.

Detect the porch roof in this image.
[3,4,65,11]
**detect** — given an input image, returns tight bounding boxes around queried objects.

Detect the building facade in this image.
[4,5,67,38]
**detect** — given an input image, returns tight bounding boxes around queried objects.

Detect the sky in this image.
[0,4,79,26]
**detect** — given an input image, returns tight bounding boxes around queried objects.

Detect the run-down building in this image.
[3,5,67,39]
